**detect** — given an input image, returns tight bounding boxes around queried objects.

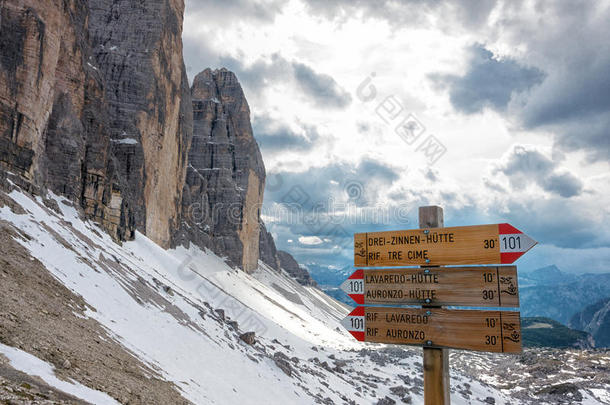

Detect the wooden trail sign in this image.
[341,306,522,353]
[354,223,537,267]
[340,266,519,307]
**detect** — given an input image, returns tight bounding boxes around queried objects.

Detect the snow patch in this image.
[111,138,138,145]
[0,343,119,405]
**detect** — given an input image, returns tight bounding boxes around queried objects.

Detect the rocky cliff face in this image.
[569,297,610,348]
[0,0,129,240]
[88,0,193,248]
[175,68,265,272]
[258,224,317,287]
[174,68,315,277]
[277,251,317,286]
[0,0,56,183]
[0,0,313,279]
[259,222,280,271]
[0,0,192,246]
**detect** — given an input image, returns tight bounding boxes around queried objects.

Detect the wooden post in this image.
[419,206,450,405]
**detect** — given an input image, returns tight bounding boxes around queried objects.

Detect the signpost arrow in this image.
[340,266,519,307]
[347,209,537,403]
[341,306,522,353]
[354,223,537,267]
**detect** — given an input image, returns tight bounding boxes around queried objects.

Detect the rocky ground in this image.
[0,212,187,403]
[264,344,610,404]
[0,353,89,404]
[453,347,610,404]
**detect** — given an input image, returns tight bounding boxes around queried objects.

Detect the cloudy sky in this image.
[183,0,610,274]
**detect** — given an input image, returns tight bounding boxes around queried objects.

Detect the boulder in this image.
[273,352,293,377]
[239,332,256,345]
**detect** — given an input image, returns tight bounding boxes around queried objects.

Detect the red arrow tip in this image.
[499,223,522,234]
[349,331,365,341]
[349,306,365,316]
[349,294,365,305]
[349,269,364,279]
[501,251,524,264]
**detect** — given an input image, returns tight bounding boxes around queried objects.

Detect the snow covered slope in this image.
[1,188,609,404]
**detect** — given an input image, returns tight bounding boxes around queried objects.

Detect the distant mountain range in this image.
[304,262,352,286]
[519,265,610,325]
[569,298,610,348]
[518,264,578,287]
[304,263,354,305]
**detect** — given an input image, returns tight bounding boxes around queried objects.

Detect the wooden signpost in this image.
[340,266,519,307]
[342,206,538,405]
[340,306,522,353]
[354,223,537,267]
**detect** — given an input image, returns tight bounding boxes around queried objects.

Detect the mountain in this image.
[276,251,317,286]
[1,187,609,404]
[518,265,577,287]
[174,68,265,272]
[305,263,354,305]
[0,0,192,245]
[306,263,352,286]
[519,266,610,324]
[0,0,311,282]
[521,317,592,349]
[569,298,610,348]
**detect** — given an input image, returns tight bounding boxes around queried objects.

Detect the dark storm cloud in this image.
[501,198,608,249]
[552,114,610,163]
[218,55,351,109]
[542,172,585,199]
[414,1,610,161]
[218,54,293,91]
[522,59,610,127]
[494,145,583,198]
[303,0,498,30]
[357,159,399,184]
[441,196,610,250]
[429,45,545,114]
[253,115,320,153]
[484,2,609,161]
[292,62,352,108]
[517,42,610,162]
[185,0,283,23]
[261,159,410,265]
[264,158,401,210]
[523,78,610,162]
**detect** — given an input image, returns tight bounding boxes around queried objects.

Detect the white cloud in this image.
[298,236,324,245]
[182,0,610,274]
